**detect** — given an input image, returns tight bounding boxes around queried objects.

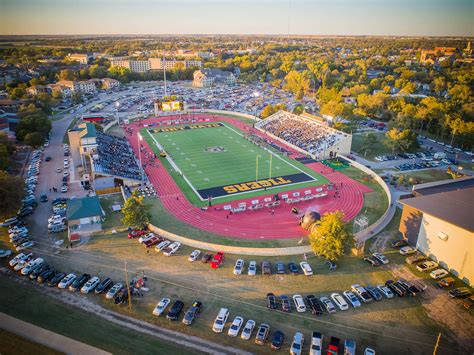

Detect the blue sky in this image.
[1,0,473,36]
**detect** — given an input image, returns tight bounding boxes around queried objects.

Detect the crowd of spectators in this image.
[94,131,142,181]
[257,111,347,156]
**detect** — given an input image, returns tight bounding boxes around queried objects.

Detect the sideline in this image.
[0,312,111,355]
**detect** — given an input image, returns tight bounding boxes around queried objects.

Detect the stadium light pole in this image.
[269,153,273,178]
[253,91,259,123]
[137,133,144,186]
[115,101,120,126]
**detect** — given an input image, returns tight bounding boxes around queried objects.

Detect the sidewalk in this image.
[0,312,111,355]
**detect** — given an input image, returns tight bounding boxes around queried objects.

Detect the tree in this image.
[0,144,8,170]
[360,133,378,157]
[0,171,24,216]
[57,69,76,81]
[15,111,51,142]
[24,132,44,147]
[121,191,151,228]
[260,104,287,119]
[308,211,355,262]
[385,128,418,153]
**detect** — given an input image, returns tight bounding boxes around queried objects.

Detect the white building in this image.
[192,68,236,88]
[67,53,93,65]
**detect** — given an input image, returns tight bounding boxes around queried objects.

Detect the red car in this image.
[143,236,163,248]
[128,229,147,239]
[327,336,340,355]
[210,252,224,269]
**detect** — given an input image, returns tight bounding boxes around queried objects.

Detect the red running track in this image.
[124,114,372,239]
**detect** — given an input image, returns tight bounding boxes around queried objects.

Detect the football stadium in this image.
[124,111,374,239]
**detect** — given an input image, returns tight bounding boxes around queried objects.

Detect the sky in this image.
[1,0,473,36]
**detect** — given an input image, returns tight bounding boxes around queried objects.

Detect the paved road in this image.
[0,312,111,355]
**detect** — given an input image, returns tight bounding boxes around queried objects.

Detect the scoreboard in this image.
[156,100,184,111]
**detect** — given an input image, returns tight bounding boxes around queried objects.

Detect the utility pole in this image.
[124,261,132,311]
[433,333,442,355]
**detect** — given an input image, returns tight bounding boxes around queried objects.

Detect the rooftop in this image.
[401,186,474,232]
[412,176,474,197]
[67,196,103,221]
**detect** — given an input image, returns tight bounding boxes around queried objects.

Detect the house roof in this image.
[79,122,97,139]
[400,186,474,232]
[67,196,103,220]
[412,176,474,197]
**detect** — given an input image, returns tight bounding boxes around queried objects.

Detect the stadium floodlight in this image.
[137,133,144,186]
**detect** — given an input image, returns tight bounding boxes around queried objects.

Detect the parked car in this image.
[153,298,171,316]
[80,276,100,293]
[247,261,257,276]
[416,261,438,272]
[300,262,313,276]
[385,280,407,297]
[430,269,449,279]
[306,294,324,315]
[280,295,291,312]
[276,262,286,274]
[377,284,394,299]
[233,259,244,275]
[397,279,421,297]
[372,252,389,264]
[406,253,427,265]
[201,253,212,263]
[104,282,122,299]
[288,262,299,274]
[365,286,382,301]
[437,277,455,288]
[228,316,244,337]
[344,339,357,355]
[364,348,376,355]
[271,330,285,350]
[261,260,271,275]
[114,289,130,305]
[20,258,44,276]
[188,249,201,261]
[212,308,229,333]
[127,229,147,239]
[95,277,113,294]
[290,332,304,355]
[48,272,66,287]
[240,319,256,340]
[155,240,170,252]
[363,255,381,267]
[143,236,162,248]
[293,294,307,312]
[331,292,349,310]
[163,242,181,256]
[327,337,340,355]
[310,331,323,355]
[448,287,472,299]
[9,252,32,267]
[210,252,224,268]
[166,300,184,320]
[400,246,416,255]
[29,263,49,280]
[351,284,372,303]
[255,323,270,345]
[391,239,408,248]
[58,273,76,289]
[182,301,202,325]
[266,293,277,309]
[16,241,35,251]
[320,297,336,313]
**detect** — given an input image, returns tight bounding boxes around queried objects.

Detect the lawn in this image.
[0,275,202,355]
[99,193,125,230]
[392,169,452,186]
[0,329,62,355]
[352,132,392,160]
[142,121,328,206]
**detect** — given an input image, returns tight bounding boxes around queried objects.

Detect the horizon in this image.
[1,0,473,37]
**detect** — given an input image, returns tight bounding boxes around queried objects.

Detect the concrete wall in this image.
[399,204,423,245]
[417,214,473,285]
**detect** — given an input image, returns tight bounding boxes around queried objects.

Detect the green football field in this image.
[142,122,329,205]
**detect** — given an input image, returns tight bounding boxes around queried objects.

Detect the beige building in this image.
[26,85,50,96]
[67,53,93,64]
[101,78,120,90]
[110,58,150,73]
[192,68,236,88]
[149,58,201,70]
[47,84,72,98]
[56,80,96,94]
[399,178,474,286]
[68,122,98,172]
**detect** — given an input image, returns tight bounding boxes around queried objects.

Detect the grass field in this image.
[0,329,62,355]
[142,122,328,205]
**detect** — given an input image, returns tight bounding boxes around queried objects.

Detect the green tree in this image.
[24,132,44,147]
[0,171,24,216]
[15,111,51,142]
[57,69,76,81]
[308,211,355,262]
[385,128,418,153]
[360,132,378,157]
[0,144,8,170]
[121,191,151,228]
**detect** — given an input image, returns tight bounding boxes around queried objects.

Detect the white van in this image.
[81,276,100,293]
[434,152,447,160]
[20,257,44,275]
[212,308,229,333]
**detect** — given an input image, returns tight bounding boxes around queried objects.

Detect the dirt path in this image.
[2,269,251,355]
[388,264,474,353]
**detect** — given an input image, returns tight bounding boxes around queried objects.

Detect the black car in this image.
[69,273,91,291]
[38,270,56,284]
[271,330,285,350]
[365,286,383,301]
[166,300,184,320]
[386,280,407,297]
[397,279,421,297]
[17,207,34,218]
[266,293,277,309]
[182,301,202,325]
[363,256,381,267]
[324,259,337,271]
[52,197,68,204]
[48,272,65,287]
[201,253,212,263]
[95,277,113,294]
[280,295,291,312]
[62,177,68,182]
[261,261,271,275]
[45,156,52,161]
[276,262,286,274]
[29,263,49,280]
[391,239,408,248]
[448,287,472,299]
[13,238,30,248]
[306,294,324,316]
[288,262,299,274]
[114,289,129,305]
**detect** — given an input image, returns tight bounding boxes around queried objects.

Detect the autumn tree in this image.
[385,128,418,153]
[121,191,151,228]
[0,171,24,217]
[308,211,355,262]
